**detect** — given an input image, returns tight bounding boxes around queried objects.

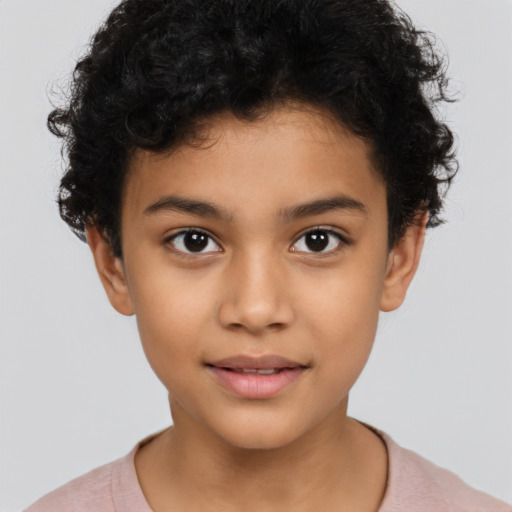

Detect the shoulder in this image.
[24,459,118,512]
[376,429,512,512]
[24,446,149,512]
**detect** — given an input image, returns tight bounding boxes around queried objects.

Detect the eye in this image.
[166,229,221,255]
[291,228,347,254]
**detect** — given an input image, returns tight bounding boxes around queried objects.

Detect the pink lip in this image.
[206,354,308,399]
[209,354,304,370]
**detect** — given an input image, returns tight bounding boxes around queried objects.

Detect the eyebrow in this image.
[144,196,234,222]
[143,194,367,222]
[279,195,367,221]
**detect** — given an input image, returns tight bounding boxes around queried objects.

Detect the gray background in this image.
[1,0,511,509]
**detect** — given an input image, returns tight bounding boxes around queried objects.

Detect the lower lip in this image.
[207,366,306,399]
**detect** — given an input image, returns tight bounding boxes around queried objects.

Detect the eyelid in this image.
[163,225,350,258]
[164,227,223,256]
[290,226,351,255]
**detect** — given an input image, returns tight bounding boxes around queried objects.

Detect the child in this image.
[24,0,511,510]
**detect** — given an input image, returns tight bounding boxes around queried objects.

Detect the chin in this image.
[212,414,306,452]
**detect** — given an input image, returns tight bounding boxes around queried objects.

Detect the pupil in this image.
[184,232,208,252]
[306,230,329,251]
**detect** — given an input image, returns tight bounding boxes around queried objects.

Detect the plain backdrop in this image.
[1,0,511,510]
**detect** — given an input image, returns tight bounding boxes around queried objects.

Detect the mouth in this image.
[214,367,292,375]
[206,354,309,399]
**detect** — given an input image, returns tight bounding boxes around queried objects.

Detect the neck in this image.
[135,398,388,512]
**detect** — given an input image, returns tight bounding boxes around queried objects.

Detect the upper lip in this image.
[208,354,307,370]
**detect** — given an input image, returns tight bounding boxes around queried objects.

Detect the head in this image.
[49,0,457,449]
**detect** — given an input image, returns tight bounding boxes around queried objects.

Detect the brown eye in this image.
[167,229,221,254]
[291,228,345,254]
[183,231,209,252]
[305,230,329,251]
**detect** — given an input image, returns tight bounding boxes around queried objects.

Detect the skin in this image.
[87,103,427,511]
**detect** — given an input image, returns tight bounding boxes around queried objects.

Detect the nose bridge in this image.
[218,244,294,334]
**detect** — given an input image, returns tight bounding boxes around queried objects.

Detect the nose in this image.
[217,249,295,335]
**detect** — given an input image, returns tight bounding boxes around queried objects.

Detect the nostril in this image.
[217,294,294,334]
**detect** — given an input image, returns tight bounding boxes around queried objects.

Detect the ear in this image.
[85,225,134,316]
[380,212,428,312]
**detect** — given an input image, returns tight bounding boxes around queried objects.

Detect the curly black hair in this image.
[48,0,457,258]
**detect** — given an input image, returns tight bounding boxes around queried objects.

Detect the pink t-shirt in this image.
[25,428,511,512]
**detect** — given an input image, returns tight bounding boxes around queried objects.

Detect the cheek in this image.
[128,266,214,386]
[312,298,379,378]
[302,259,384,383]
[305,304,379,414]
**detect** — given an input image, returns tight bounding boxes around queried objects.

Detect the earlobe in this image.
[380,212,428,312]
[85,225,135,316]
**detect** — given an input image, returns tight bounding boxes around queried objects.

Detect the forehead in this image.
[122,105,386,222]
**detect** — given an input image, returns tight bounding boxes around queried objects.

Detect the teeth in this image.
[237,368,278,374]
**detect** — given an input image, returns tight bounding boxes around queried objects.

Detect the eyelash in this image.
[164,228,220,258]
[164,227,350,258]
[291,228,349,256]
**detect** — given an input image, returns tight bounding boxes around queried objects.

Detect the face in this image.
[89,104,424,450]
